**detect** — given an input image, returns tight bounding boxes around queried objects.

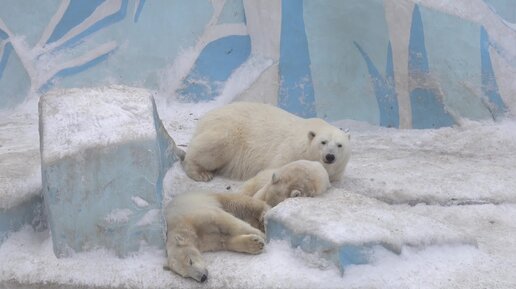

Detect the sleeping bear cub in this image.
[165,192,269,282]
[240,160,330,207]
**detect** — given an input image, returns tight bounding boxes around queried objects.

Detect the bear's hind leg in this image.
[226,234,265,254]
[182,156,214,182]
[214,210,265,237]
[216,193,270,232]
[182,130,234,182]
[211,210,266,254]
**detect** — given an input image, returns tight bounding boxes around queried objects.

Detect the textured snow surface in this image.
[1,89,516,287]
[131,196,150,208]
[267,190,476,250]
[104,209,133,224]
[334,119,516,205]
[39,86,157,163]
[1,211,514,289]
[0,100,41,209]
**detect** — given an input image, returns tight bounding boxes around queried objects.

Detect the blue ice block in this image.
[39,86,182,257]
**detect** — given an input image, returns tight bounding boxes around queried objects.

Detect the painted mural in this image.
[0,0,515,128]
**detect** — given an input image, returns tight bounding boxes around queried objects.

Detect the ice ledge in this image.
[265,190,477,272]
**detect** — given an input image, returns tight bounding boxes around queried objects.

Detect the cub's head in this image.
[166,234,208,283]
[257,161,330,207]
[307,127,351,176]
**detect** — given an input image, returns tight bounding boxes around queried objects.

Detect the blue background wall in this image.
[1,0,515,128]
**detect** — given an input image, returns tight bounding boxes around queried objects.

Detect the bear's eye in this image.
[321,141,327,145]
[337,143,342,148]
[189,258,193,266]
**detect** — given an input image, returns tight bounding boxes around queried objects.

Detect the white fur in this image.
[182,102,351,182]
[165,192,269,282]
[240,160,330,207]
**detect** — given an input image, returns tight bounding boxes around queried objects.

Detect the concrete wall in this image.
[1,0,515,128]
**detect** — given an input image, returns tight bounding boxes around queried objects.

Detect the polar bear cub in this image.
[165,192,270,282]
[182,102,351,182]
[240,160,330,207]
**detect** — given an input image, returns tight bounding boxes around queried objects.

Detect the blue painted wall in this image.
[483,0,516,23]
[278,0,316,118]
[304,0,388,124]
[0,0,515,128]
[409,5,456,129]
[178,35,251,102]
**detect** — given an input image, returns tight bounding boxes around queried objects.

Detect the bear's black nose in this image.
[201,274,208,283]
[325,154,335,163]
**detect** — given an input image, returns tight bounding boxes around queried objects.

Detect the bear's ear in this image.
[174,234,187,246]
[340,128,351,140]
[271,173,280,184]
[308,131,316,141]
[290,189,301,198]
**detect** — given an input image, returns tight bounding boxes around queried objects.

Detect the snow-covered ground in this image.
[1,91,516,288]
[334,119,516,206]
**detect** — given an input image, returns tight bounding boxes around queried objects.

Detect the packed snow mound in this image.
[39,86,181,257]
[1,205,514,289]
[2,96,516,287]
[268,190,476,249]
[39,86,159,163]
[266,189,477,271]
[334,119,516,205]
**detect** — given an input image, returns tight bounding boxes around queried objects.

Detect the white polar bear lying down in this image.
[240,160,330,207]
[182,102,351,182]
[165,192,270,282]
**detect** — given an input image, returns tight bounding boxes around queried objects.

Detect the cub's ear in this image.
[271,173,280,184]
[290,189,301,198]
[340,128,351,140]
[174,234,187,246]
[308,131,316,141]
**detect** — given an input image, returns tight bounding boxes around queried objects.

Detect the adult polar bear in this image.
[182,102,351,182]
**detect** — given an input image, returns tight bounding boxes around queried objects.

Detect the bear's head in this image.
[166,233,208,283]
[256,161,329,207]
[307,126,351,180]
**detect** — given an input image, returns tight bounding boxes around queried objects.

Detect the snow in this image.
[267,190,476,250]
[0,99,41,209]
[3,97,516,287]
[2,79,516,287]
[39,86,157,163]
[131,196,150,208]
[136,209,161,227]
[1,217,514,289]
[333,119,516,205]
[104,209,133,224]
